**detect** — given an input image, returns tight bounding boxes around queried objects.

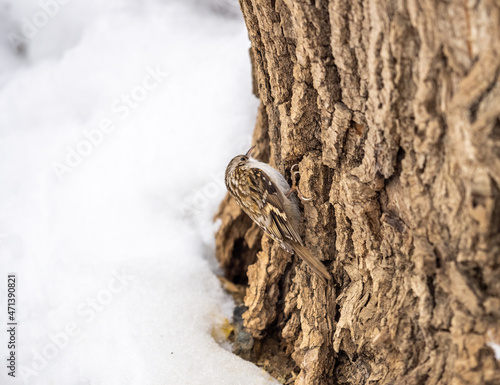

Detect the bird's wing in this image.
[248,167,303,246]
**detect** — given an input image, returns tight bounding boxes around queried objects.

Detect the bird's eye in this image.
[240,156,246,161]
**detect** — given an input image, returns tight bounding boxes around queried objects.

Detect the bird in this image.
[224,146,331,283]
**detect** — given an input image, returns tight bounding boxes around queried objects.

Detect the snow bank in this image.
[0,0,276,384]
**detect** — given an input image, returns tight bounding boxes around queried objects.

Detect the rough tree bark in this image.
[215,1,500,384]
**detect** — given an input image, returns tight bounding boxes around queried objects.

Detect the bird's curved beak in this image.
[246,145,256,157]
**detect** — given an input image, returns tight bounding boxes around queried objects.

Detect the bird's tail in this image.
[291,242,331,283]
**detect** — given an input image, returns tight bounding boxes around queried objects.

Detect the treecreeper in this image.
[224,147,331,282]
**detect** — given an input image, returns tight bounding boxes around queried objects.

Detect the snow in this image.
[0,0,277,384]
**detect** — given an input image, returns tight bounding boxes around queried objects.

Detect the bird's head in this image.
[225,146,255,181]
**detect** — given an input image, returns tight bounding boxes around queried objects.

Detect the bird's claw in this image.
[287,164,313,201]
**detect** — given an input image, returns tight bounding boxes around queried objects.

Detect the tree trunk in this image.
[215,1,500,384]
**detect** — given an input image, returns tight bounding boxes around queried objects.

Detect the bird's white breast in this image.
[247,158,291,194]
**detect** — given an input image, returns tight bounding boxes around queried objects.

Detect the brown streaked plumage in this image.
[224,149,331,283]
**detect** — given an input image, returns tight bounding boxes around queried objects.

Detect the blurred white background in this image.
[0,0,276,383]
